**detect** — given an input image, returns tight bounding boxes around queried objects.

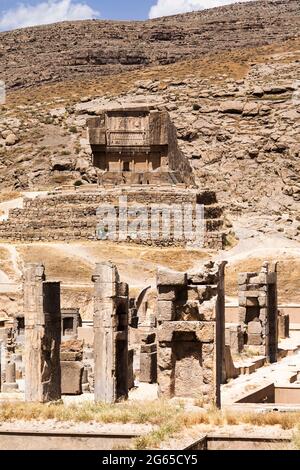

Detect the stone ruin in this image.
[0,106,226,250]
[156,261,227,406]
[23,263,61,402]
[238,262,279,363]
[92,262,129,403]
[0,258,289,407]
[87,105,195,186]
[61,308,82,339]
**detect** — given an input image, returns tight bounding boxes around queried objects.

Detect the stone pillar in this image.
[92,262,129,403]
[24,263,61,402]
[157,261,227,408]
[139,332,157,384]
[278,310,290,340]
[238,261,278,363]
[2,361,18,392]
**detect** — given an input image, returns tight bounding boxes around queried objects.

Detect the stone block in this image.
[157,321,215,343]
[238,273,249,285]
[247,334,263,346]
[61,361,83,395]
[198,301,216,321]
[239,295,259,307]
[187,270,218,285]
[238,307,246,323]
[157,285,177,301]
[258,296,268,307]
[60,351,82,361]
[157,346,172,369]
[141,343,157,354]
[157,300,175,322]
[140,351,157,383]
[249,273,268,284]
[77,327,94,346]
[244,290,264,297]
[246,284,268,292]
[259,309,268,322]
[118,282,129,297]
[94,283,118,299]
[187,285,217,302]
[225,324,244,353]
[140,332,156,344]
[2,382,18,392]
[128,349,134,390]
[157,268,187,287]
[278,314,290,339]
[93,262,120,284]
[248,321,262,335]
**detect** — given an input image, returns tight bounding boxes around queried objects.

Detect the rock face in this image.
[0,0,299,90]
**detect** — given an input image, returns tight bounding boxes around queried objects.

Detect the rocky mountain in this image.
[0,0,299,90]
[0,0,299,244]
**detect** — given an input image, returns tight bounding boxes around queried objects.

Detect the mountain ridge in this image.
[1,0,299,90]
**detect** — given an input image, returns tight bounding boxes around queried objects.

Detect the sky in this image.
[0,0,253,32]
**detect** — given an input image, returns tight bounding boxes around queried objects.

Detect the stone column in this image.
[238,261,278,363]
[93,262,129,403]
[2,361,18,392]
[24,263,61,402]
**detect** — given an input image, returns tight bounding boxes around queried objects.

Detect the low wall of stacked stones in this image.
[0,189,225,249]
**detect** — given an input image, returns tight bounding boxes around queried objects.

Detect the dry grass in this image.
[0,401,299,449]
[14,242,208,286]
[226,256,300,304]
[0,191,21,203]
[0,400,182,426]
[16,245,92,283]
[0,247,19,280]
[135,409,300,449]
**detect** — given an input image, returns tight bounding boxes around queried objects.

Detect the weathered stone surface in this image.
[225,324,244,354]
[247,333,263,346]
[157,321,215,343]
[77,327,94,346]
[157,285,177,301]
[248,321,263,335]
[128,349,135,390]
[157,269,187,287]
[24,263,61,403]
[278,312,290,340]
[219,100,244,114]
[157,300,175,322]
[3,1,298,92]
[140,332,156,344]
[140,351,157,384]
[93,262,129,403]
[61,361,83,395]
[157,261,226,405]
